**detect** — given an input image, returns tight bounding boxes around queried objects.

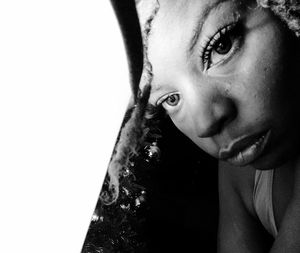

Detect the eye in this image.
[202,23,243,70]
[214,35,232,54]
[162,93,180,107]
[157,93,181,112]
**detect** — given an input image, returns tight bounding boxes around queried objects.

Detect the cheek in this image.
[172,115,196,140]
[231,22,291,120]
[195,139,219,157]
[171,116,219,156]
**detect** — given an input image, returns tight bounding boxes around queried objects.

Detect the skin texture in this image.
[144,0,299,170]
[137,0,300,252]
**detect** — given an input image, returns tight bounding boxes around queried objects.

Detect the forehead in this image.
[136,0,247,94]
[137,0,232,29]
[148,0,217,50]
[156,0,215,20]
[137,0,229,77]
[137,0,240,61]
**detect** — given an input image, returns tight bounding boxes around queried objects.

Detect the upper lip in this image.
[218,130,269,160]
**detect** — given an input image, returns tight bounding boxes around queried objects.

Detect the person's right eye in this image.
[201,22,244,71]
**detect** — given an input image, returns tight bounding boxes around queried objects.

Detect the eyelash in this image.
[155,22,243,111]
[157,93,180,110]
[200,22,243,70]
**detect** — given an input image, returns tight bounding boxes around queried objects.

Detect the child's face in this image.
[141,0,300,169]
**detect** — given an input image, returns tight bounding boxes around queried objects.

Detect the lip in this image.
[219,129,271,166]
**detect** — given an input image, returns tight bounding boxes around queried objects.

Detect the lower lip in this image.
[226,130,271,166]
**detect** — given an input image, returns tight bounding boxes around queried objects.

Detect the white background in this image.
[0,1,130,252]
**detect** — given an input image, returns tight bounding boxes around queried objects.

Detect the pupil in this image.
[167,94,178,106]
[215,35,232,54]
[169,96,176,103]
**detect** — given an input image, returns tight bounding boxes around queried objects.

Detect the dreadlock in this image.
[100,0,160,205]
[258,0,300,36]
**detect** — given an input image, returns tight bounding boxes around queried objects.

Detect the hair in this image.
[101,0,299,205]
[258,0,300,36]
[99,0,160,205]
[81,1,300,252]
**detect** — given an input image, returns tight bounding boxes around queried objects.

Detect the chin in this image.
[251,141,298,170]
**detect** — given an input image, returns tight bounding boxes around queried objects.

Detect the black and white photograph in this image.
[2,0,300,252]
[82,0,300,252]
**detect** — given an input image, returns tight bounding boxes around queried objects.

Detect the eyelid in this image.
[209,36,242,70]
[199,18,242,64]
[208,23,236,51]
[200,22,237,58]
[156,92,180,106]
[203,22,244,71]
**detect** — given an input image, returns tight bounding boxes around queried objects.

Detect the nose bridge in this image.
[186,80,236,138]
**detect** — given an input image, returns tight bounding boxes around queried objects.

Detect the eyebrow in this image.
[188,0,230,55]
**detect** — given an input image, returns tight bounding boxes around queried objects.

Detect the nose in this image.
[196,95,237,138]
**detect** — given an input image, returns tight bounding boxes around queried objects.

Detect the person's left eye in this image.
[156,93,181,113]
[162,93,180,107]
[202,23,243,70]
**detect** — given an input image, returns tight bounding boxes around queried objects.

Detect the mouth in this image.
[219,129,271,166]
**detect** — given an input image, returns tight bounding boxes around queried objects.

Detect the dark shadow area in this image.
[82,112,219,253]
[82,1,218,251]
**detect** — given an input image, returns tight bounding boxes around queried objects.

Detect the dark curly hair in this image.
[101,0,160,205]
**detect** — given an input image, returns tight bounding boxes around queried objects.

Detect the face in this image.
[138,0,300,169]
